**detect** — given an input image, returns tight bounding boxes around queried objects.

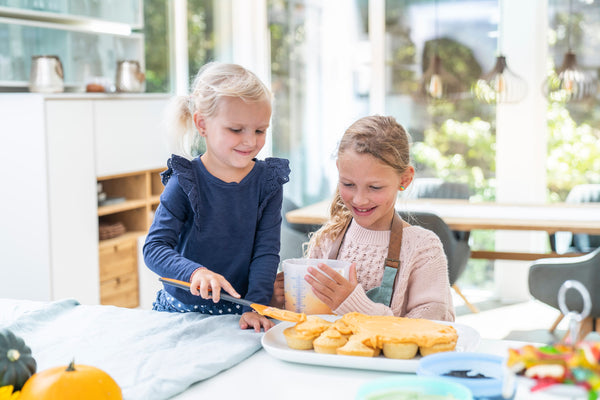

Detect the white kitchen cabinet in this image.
[94,98,170,176]
[0,93,170,305]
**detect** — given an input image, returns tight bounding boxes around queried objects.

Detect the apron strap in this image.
[327,213,404,307]
[385,213,403,270]
[327,218,351,260]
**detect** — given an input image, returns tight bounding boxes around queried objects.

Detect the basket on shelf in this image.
[99,221,126,240]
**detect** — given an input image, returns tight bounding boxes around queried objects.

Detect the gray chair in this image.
[398,210,478,313]
[550,184,600,254]
[408,178,471,241]
[408,178,471,200]
[528,247,600,338]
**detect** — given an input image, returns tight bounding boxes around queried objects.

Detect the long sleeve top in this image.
[308,219,455,321]
[143,154,290,310]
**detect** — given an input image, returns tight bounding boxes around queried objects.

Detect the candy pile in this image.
[507,342,600,399]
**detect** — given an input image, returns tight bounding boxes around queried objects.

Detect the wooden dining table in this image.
[285,198,600,261]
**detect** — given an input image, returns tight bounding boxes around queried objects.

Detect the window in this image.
[143,0,170,92]
[546,0,600,201]
[268,0,370,206]
[268,0,499,290]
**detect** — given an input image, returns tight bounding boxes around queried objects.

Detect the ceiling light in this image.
[473,1,527,104]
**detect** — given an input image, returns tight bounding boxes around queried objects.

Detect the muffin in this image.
[419,341,458,357]
[337,335,381,357]
[313,328,348,354]
[332,318,354,338]
[283,326,319,350]
[382,341,419,359]
[294,315,333,337]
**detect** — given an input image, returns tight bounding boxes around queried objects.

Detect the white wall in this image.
[494,0,549,302]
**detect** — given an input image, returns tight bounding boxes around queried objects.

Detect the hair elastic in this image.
[399,186,405,191]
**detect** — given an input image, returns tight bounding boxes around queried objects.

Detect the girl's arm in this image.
[243,186,283,306]
[400,242,455,321]
[143,176,204,282]
[307,243,396,316]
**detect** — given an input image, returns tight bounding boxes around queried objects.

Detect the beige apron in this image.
[327,213,403,306]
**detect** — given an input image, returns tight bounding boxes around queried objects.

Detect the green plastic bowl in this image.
[356,375,473,400]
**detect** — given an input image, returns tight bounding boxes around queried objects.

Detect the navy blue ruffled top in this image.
[143,154,290,310]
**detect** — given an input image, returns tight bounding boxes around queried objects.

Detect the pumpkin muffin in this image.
[283,315,333,350]
[283,326,319,350]
[336,335,380,357]
[382,341,419,359]
[331,318,354,338]
[313,328,348,354]
[419,341,458,356]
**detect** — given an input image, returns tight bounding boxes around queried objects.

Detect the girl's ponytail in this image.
[163,95,198,159]
[306,188,352,255]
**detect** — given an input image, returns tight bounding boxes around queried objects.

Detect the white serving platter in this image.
[261,315,480,373]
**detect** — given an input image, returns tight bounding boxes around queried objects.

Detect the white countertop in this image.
[173,339,578,400]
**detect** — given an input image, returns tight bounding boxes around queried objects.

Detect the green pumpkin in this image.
[0,329,37,391]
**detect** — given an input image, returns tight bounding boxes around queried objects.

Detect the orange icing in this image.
[261,306,306,323]
[339,312,457,348]
[294,315,333,339]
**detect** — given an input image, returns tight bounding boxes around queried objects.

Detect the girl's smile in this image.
[194,96,272,183]
[337,149,412,231]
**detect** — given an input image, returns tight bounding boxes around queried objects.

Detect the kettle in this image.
[29,55,64,93]
[116,60,146,93]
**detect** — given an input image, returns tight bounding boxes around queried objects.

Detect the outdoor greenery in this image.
[547,102,600,201]
[187,0,215,77]
[142,0,169,92]
[141,0,599,290]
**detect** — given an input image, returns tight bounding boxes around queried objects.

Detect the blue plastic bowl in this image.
[417,352,516,400]
[356,376,473,400]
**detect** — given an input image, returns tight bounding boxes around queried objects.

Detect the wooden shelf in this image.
[149,195,161,206]
[99,231,146,249]
[98,199,147,216]
[96,168,165,308]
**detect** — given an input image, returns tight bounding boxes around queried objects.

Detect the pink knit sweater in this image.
[308,219,455,321]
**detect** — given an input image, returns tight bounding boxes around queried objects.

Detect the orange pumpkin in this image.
[19,361,122,400]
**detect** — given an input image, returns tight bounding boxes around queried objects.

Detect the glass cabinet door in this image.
[0,0,144,91]
[0,19,144,90]
[0,0,143,27]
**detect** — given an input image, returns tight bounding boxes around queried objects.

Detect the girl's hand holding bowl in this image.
[306,262,358,311]
[282,258,353,314]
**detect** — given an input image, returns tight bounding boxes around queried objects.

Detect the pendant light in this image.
[542,0,598,103]
[473,0,527,104]
[418,0,461,102]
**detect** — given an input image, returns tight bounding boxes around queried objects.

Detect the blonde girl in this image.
[145,62,290,332]
[275,115,454,321]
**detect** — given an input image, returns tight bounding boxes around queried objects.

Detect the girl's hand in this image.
[306,263,357,311]
[189,267,240,302]
[270,271,285,308]
[240,311,275,332]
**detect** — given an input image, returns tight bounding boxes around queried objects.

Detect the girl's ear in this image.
[193,112,207,136]
[399,166,415,190]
